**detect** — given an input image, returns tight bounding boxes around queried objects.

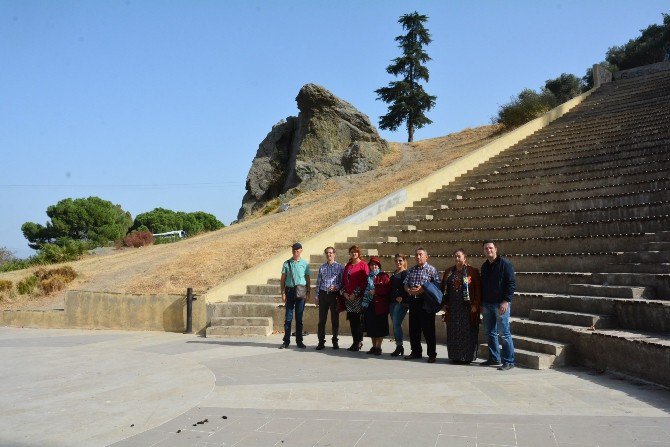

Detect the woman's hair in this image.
[453,248,467,257]
[348,245,361,255]
[394,253,407,268]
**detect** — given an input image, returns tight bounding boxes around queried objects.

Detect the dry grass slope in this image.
[0,125,502,310]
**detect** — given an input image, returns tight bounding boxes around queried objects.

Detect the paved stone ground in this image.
[1,327,669,447]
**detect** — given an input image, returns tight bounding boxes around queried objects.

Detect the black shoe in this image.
[390,346,404,357]
[404,352,422,360]
[366,347,376,354]
[278,343,289,349]
[347,343,361,352]
[315,343,325,350]
[498,363,515,371]
[374,347,382,356]
[297,342,306,349]
[480,359,502,367]
[332,342,339,350]
[427,356,436,363]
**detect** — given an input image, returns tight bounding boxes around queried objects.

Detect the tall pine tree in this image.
[376,12,437,142]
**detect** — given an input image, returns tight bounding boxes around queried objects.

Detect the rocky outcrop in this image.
[237,84,389,219]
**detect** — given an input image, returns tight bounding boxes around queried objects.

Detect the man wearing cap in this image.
[315,246,344,350]
[279,243,311,349]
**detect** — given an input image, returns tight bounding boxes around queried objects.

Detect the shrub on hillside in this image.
[494,89,555,128]
[40,275,68,295]
[17,275,38,295]
[123,231,155,248]
[34,266,77,282]
[131,208,224,237]
[0,280,12,292]
[33,239,87,264]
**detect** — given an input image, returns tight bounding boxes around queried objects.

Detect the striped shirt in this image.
[316,261,344,293]
[404,262,440,289]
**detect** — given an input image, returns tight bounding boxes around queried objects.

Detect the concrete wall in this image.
[204,90,593,304]
[0,309,66,329]
[1,291,207,334]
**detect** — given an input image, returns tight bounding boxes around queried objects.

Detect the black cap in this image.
[291,242,302,250]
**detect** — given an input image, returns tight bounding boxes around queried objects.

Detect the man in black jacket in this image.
[480,240,516,370]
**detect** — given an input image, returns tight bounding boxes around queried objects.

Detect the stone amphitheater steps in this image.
[207,68,670,383]
[206,317,273,337]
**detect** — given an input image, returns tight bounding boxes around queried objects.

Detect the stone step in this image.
[210,302,280,318]
[371,233,654,256]
[395,216,670,241]
[478,344,558,370]
[510,318,582,343]
[605,263,670,274]
[210,316,273,327]
[207,325,272,337]
[413,202,670,230]
[511,334,569,358]
[516,272,668,298]
[567,284,655,299]
[655,231,670,242]
[529,309,616,328]
[644,241,670,251]
[228,294,283,303]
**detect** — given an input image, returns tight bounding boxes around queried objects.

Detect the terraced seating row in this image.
[208,66,670,386]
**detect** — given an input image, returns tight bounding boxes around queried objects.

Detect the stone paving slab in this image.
[0,327,668,447]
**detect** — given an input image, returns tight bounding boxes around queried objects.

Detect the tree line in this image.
[1,197,223,271]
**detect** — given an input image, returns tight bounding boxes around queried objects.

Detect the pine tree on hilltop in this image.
[376,11,437,143]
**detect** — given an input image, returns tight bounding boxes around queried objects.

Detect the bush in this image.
[17,275,38,295]
[123,231,155,248]
[0,280,12,292]
[131,208,224,236]
[34,239,87,264]
[40,275,68,295]
[34,266,77,282]
[494,88,555,128]
[263,199,281,215]
[0,258,33,273]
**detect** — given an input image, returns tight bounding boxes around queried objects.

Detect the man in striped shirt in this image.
[315,246,344,350]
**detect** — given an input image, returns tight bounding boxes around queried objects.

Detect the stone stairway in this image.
[208,67,670,384]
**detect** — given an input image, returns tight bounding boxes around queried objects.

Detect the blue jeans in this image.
[481,302,515,365]
[283,288,305,345]
[389,302,408,345]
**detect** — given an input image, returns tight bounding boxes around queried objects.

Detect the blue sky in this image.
[1,0,667,258]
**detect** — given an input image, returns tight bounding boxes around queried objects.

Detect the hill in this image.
[0,124,501,310]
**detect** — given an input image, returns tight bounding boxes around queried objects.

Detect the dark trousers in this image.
[408,298,437,357]
[283,287,305,345]
[347,312,363,345]
[317,290,340,343]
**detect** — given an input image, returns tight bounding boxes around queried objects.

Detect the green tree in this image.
[375,11,437,142]
[544,73,583,104]
[131,208,223,236]
[494,89,555,129]
[21,197,132,250]
[606,13,670,70]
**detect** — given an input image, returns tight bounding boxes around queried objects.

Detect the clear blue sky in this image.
[1,1,667,258]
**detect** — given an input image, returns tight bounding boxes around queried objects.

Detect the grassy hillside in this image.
[0,125,502,310]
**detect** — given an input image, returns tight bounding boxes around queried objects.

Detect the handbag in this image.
[286,259,307,299]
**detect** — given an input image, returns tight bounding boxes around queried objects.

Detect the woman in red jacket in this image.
[341,245,369,351]
[363,256,391,355]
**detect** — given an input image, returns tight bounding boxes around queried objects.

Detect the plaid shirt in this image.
[404,262,440,289]
[316,261,344,293]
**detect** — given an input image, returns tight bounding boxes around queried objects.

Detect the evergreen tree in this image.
[376,11,437,142]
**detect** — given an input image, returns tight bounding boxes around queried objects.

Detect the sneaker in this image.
[498,363,515,371]
[404,352,422,360]
[427,356,436,363]
[480,359,502,367]
[315,343,325,350]
[297,342,306,349]
[278,343,289,349]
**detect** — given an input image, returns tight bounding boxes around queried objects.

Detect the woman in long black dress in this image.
[441,249,482,364]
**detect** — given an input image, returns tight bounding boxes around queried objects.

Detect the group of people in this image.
[279,240,516,371]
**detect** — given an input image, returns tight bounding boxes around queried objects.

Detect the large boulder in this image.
[237,84,389,219]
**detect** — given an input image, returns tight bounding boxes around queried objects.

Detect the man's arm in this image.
[280,273,287,303]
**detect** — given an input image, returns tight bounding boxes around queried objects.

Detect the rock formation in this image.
[237,84,389,219]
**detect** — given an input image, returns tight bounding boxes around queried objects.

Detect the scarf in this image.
[362,269,380,308]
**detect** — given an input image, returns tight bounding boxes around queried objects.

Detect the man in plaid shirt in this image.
[315,246,344,350]
[404,247,441,363]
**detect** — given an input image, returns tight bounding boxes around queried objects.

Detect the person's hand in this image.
[499,301,509,315]
[281,293,286,303]
[395,297,402,303]
[471,304,478,314]
[329,285,337,291]
[369,289,375,296]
